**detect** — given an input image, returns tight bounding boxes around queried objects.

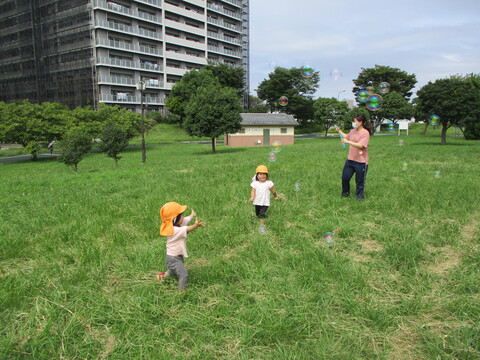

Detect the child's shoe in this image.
[157,272,167,280]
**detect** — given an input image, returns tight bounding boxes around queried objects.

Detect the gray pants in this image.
[166,255,188,290]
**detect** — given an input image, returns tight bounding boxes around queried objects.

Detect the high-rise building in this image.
[0,0,249,112]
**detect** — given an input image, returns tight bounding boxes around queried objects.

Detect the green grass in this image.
[1,133,479,359]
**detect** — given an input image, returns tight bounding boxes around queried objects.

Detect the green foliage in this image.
[416,75,480,144]
[368,91,413,131]
[99,121,130,168]
[256,66,319,122]
[166,69,220,124]
[25,141,40,161]
[58,128,92,172]
[184,83,242,152]
[313,98,349,136]
[245,95,269,113]
[464,119,480,140]
[353,64,417,100]
[206,62,246,97]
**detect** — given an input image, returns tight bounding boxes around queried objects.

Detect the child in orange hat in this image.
[158,202,205,290]
[249,165,278,228]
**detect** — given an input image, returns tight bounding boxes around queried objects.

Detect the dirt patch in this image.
[461,216,479,242]
[424,245,462,276]
[175,169,193,173]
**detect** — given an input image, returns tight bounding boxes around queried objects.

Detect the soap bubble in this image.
[428,114,440,126]
[278,96,288,106]
[301,65,314,78]
[378,82,390,94]
[330,68,342,80]
[293,182,301,192]
[399,139,404,146]
[272,140,282,153]
[366,86,374,94]
[402,161,408,171]
[386,121,396,132]
[268,152,277,163]
[434,170,441,178]
[259,225,266,233]
[357,90,369,103]
[323,232,335,247]
[366,94,383,111]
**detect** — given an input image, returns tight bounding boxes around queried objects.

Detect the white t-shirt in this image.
[165,216,191,257]
[251,180,274,206]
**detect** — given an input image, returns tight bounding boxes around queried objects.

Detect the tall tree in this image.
[166,69,220,125]
[184,83,242,153]
[206,62,246,98]
[367,92,413,132]
[256,66,320,123]
[353,65,417,101]
[313,98,349,137]
[416,75,480,144]
[99,121,130,168]
[58,128,92,172]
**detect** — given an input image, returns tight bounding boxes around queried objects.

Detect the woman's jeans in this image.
[341,160,368,200]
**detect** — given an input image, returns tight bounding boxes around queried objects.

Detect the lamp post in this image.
[337,90,346,101]
[137,80,146,163]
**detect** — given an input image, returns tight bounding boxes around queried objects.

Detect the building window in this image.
[281,128,287,133]
[238,128,245,134]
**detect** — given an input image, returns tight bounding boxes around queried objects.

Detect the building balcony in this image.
[163,2,205,22]
[221,0,242,8]
[97,76,163,87]
[94,19,162,40]
[96,38,162,56]
[183,0,205,7]
[96,57,163,71]
[207,16,241,32]
[164,51,208,64]
[207,31,241,45]
[207,3,241,20]
[93,0,161,24]
[99,93,165,105]
[164,34,206,51]
[207,45,241,58]
[133,0,161,9]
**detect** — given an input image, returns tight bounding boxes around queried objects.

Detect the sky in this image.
[248,0,480,101]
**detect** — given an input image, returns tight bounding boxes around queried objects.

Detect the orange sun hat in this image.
[160,202,187,236]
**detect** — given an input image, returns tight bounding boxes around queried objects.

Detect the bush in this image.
[464,120,480,140]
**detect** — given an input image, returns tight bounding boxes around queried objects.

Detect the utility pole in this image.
[137,80,146,163]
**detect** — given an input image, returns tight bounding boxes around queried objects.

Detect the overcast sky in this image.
[249,0,480,100]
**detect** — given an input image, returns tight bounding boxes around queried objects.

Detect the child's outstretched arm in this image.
[181,209,197,226]
[249,188,255,202]
[270,186,279,200]
[187,218,206,233]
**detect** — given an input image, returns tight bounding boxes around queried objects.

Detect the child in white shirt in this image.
[158,202,205,291]
[249,165,278,221]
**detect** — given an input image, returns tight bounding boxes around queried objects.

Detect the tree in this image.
[206,62,246,98]
[313,98,349,137]
[184,83,242,153]
[245,95,269,113]
[416,75,480,144]
[367,92,413,132]
[58,128,92,172]
[353,65,417,100]
[99,121,130,168]
[166,69,221,125]
[256,66,320,123]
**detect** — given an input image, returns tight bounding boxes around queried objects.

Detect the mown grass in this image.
[1,131,479,359]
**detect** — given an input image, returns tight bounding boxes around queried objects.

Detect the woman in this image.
[335,114,373,200]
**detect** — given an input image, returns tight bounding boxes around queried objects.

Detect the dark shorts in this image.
[255,205,269,218]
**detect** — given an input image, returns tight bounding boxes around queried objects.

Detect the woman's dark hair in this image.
[256,173,269,181]
[353,114,373,135]
[173,212,184,226]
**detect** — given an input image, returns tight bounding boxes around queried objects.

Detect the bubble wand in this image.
[335,126,346,148]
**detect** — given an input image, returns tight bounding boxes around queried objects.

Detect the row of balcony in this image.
[96,38,162,55]
[99,93,165,105]
[207,3,241,20]
[207,16,241,32]
[96,57,163,71]
[93,0,160,24]
[95,19,162,40]
[98,75,164,87]
[207,45,241,58]
[207,31,241,44]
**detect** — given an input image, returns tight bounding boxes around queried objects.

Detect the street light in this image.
[136,80,146,163]
[337,90,346,101]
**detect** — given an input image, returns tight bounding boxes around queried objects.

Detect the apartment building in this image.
[0,0,249,112]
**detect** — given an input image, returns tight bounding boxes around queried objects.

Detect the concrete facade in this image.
[0,0,250,112]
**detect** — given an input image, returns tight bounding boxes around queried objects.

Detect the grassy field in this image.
[1,128,479,359]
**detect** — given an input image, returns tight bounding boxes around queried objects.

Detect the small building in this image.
[225,113,299,147]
